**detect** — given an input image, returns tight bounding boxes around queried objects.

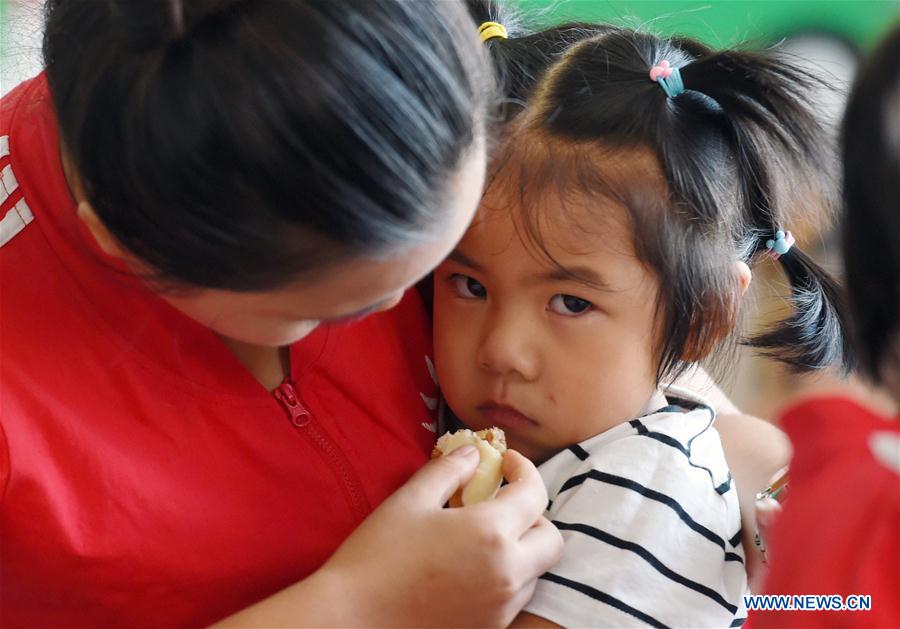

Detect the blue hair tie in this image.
[649,60,685,98]
[765,230,795,260]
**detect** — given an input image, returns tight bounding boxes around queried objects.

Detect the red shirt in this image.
[755,397,900,628]
[0,75,439,627]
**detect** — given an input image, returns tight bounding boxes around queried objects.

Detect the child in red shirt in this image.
[754,25,900,629]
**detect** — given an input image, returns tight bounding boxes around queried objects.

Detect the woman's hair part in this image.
[44,0,491,291]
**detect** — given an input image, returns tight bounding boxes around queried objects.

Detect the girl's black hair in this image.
[468,0,852,378]
[465,0,609,119]
[841,25,900,384]
[43,0,489,291]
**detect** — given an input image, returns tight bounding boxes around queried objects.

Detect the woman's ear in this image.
[77,201,127,259]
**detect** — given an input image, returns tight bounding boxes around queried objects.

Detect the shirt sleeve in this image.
[524,435,747,628]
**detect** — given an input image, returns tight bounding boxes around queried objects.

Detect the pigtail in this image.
[748,247,853,370]
[678,50,853,371]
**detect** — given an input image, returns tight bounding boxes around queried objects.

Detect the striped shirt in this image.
[524,386,748,628]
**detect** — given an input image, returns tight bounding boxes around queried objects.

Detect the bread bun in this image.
[432,427,507,507]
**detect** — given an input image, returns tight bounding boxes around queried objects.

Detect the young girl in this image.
[434,16,851,629]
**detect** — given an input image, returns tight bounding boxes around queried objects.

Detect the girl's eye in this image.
[450,274,487,299]
[549,294,593,316]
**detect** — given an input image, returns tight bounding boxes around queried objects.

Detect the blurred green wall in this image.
[516,1,898,50]
[3,1,897,58]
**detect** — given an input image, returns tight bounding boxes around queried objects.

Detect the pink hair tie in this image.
[649,60,685,98]
[649,60,673,81]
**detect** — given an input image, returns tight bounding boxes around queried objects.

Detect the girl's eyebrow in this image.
[451,247,612,292]
[536,266,613,292]
[448,249,484,272]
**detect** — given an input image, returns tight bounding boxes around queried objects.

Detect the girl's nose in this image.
[476,313,539,381]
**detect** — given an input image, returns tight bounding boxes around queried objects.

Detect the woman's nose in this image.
[476,313,539,381]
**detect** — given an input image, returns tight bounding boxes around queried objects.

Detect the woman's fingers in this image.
[491,449,552,535]
[501,580,540,627]
[747,496,783,593]
[755,496,783,559]
[517,514,565,572]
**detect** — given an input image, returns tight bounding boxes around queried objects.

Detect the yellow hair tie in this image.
[478,21,508,43]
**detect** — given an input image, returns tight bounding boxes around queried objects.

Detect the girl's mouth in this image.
[477,402,540,429]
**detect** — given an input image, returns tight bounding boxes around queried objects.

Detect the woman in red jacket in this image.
[0,1,563,626]
[0,1,786,626]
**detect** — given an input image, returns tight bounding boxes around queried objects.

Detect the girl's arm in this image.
[215,448,564,628]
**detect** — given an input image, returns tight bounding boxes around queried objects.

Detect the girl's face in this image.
[434,189,662,464]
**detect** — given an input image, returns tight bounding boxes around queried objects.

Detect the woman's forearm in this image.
[214,567,361,628]
[215,447,563,628]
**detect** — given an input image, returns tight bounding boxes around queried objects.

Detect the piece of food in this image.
[432,427,507,507]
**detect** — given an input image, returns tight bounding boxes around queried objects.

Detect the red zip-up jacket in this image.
[0,74,439,627]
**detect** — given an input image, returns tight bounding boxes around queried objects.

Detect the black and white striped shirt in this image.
[524,387,748,628]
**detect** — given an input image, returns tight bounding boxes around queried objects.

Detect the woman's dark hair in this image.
[43,0,489,291]
[841,25,900,384]
[467,0,852,379]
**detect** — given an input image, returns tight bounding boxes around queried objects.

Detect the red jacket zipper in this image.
[273,379,310,427]
[273,379,371,521]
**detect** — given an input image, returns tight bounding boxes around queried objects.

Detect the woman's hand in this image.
[321,446,564,627]
[216,446,563,628]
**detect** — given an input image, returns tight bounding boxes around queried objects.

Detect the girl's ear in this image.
[77,201,127,260]
[736,260,752,295]
[680,261,752,363]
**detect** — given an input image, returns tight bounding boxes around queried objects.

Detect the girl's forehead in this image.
[466,134,670,260]
[474,176,634,245]
[465,189,638,267]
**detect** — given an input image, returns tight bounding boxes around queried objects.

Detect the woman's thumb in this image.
[400,445,480,508]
